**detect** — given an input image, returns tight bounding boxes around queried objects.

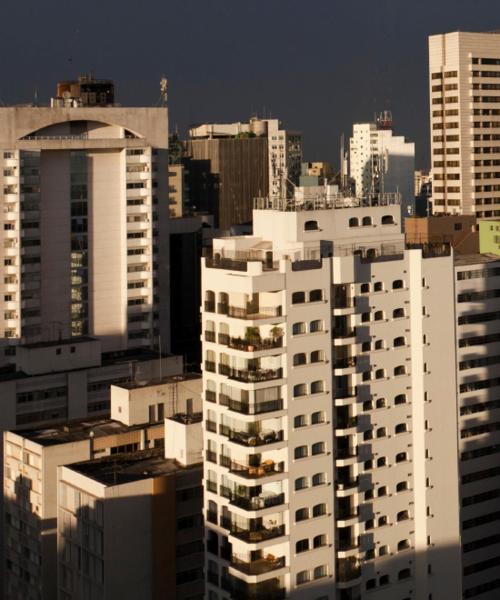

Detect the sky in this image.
[0,0,499,168]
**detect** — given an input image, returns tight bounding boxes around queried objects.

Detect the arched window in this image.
[362,216,373,226]
[205,350,216,372]
[309,289,323,302]
[295,476,308,490]
[396,451,408,463]
[395,423,408,434]
[398,539,410,552]
[376,397,386,408]
[379,545,388,556]
[312,472,326,486]
[378,486,388,497]
[296,570,310,585]
[366,579,376,590]
[309,319,323,332]
[398,568,411,580]
[296,538,309,553]
[376,427,387,438]
[397,510,410,522]
[395,394,407,405]
[393,308,405,318]
[313,503,326,517]
[361,283,370,293]
[365,519,374,530]
[377,456,387,467]
[207,500,218,524]
[378,516,388,526]
[205,290,215,311]
[364,430,373,441]
[394,365,406,376]
[311,411,325,424]
[304,220,319,231]
[364,460,373,470]
[349,217,359,228]
[295,507,309,522]
[293,322,306,335]
[293,353,307,366]
[375,339,385,350]
[363,400,373,411]
[366,248,377,259]
[379,575,390,586]
[293,383,306,397]
[218,292,229,314]
[313,534,327,548]
[311,380,324,394]
[375,368,386,379]
[292,291,305,304]
[361,311,370,322]
[310,350,324,363]
[365,549,375,560]
[312,442,325,455]
[374,310,385,321]
[374,281,384,292]
[382,214,395,225]
[394,336,406,347]
[294,445,308,459]
[314,565,328,579]
[294,415,306,428]
[396,481,409,492]
[392,279,404,289]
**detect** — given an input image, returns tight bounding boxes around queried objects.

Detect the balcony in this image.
[204,301,215,312]
[337,557,361,583]
[335,478,359,492]
[206,390,216,403]
[221,305,283,320]
[205,419,217,433]
[228,337,283,352]
[231,554,285,576]
[336,447,357,459]
[333,358,356,370]
[220,396,284,416]
[205,360,216,373]
[205,331,216,342]
[332,328,356,339]
[230,580,285,600]
[230,492,285,512]
[228,368,283,383]
[335,387,357,399]
[220,427,284,448]
[230,524,285,543]
[206,450,217,463]
[229,460,285,479]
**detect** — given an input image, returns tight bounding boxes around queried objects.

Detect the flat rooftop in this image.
[16,417,162,447]
[116,372,201,390]
[22,336,97,349]
[454,253,500,267]
[68,449,191,486]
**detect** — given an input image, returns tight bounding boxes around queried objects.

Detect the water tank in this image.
[250,118,267,137]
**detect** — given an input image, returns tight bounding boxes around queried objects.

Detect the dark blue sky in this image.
[1,0,498,167]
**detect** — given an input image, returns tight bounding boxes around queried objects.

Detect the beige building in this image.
[57,414,204,600]
[405,214,479,254]
[429,31,500,217]
[202,193,461,599]
[0,86,170,361]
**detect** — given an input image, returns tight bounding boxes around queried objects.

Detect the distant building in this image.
[479,219,500,254]
[414,170,432,216]
[186,117,302,228]
[429,31,500,216]
[350,113,415,217]
[57,414,204,600]
[299,161,333,187]
[168,164,186,218]
[405,215,479,255]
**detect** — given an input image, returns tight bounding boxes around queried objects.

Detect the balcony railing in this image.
[204,301,215,312]
[228,337,283,352]
[205,331,216,342]
[221,396,284,415]
[206,450,217,463]
[230,583,285,600]
[206,480,217,493]
[230,492,285,511]
[205,360,216,373]
[333,358,356,369]
[337,557,361,582]
[336,478,359,491]
[229,460,285,479]
[231,555,285,576]
[336,417,358,429]
[332,328,356,338]
[205,419,217,433]
[335,387,357,399]
[230,524,285,543]
[221,427,284,448]
[226,306,283,320]
[228,368,283,383]
[206,390,216,403]
[336,447,358,459]
[338,540,359,552]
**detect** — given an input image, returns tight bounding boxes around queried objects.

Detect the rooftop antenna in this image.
[160,76,168,107]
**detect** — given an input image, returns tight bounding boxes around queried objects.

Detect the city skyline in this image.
[1,0,499,168]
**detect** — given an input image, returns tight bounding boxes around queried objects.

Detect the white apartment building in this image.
[349,119,415,218]
[189,117,302,200]
[201,193,461,600]
[455,254,500,599]
[0,97,170,362]
[3,374,202,600]
[429,31,500,217]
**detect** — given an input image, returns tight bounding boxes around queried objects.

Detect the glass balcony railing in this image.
[229,460,285,479]
[231,555,285,576]
[229,492,285,512]
[227,367,283,383]
[220,395,284,415]
[230,523,285,543]
[219,426,284,447]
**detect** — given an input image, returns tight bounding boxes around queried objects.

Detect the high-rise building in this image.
[0,78,170,362]
[185,117,302,228]
[349,114,415,217]
[201,192,461,599]
[429,31,500,217]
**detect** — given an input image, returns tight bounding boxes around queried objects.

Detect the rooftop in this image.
[454,253,500,267]
[168,412,202,425]
[116,372,201,391]
[16,417,162,447]
[68,449,194,486]
[253,193,401,212]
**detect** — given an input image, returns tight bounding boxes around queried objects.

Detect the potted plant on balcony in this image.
[270,326,284,346]
[245,326,261,351]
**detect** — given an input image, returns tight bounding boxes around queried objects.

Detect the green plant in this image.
[270,326,284,340]
[245,326,261,344]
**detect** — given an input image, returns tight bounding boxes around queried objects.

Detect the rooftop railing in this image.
[253,192,401,212]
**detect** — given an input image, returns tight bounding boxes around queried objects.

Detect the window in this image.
[397,510,410,521]
[349,217,359,228]
[394,365,406,376]
[374,310,385,321]
[312,442,325,455]
[374,282,383,292]
[295,445,308,459]
[310,320,323,333]
[311,411,325,424]
[364,460,373,470]
[377,457,387,467]
[312,472,326,486]
[296,508,309,522]
[313,534,327,548]
[363,400,373,411]
[396,481,408,492]
[395,423,408,434]
[396,452,408,463]
[304,220,319,231]
[293,383,306,397]
[379,575,390,586]
[310,350,324,363]
[361,311,370,322]
[398,539,410,551]
[293,353,307,366]
[296,539,309,553]
[376,397,386,408]
[362,216,372,226]
[364,430,373,440]
[311,380,324,394]
[382,215,395,225]
[375,369,386,380]
[294,415,306,428]
[365,549,375,560]
[313,503,326,517]
[296,570,310,585]
[393,308,405,318]
[361,283,370,293]
[399,568,411,580]
[393,279,404,289]
[378,486,388,497]
[377,427,387,438]
[365,519,374,530]
[309,289,323,302]
[293,322,306,335]
[379,545,388,556]
[292,291,305,304]
[295,477,308,490]
[314,565,328,580]
[394,336,405,347]
[395,394,407,405]
[375,339,385,350]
